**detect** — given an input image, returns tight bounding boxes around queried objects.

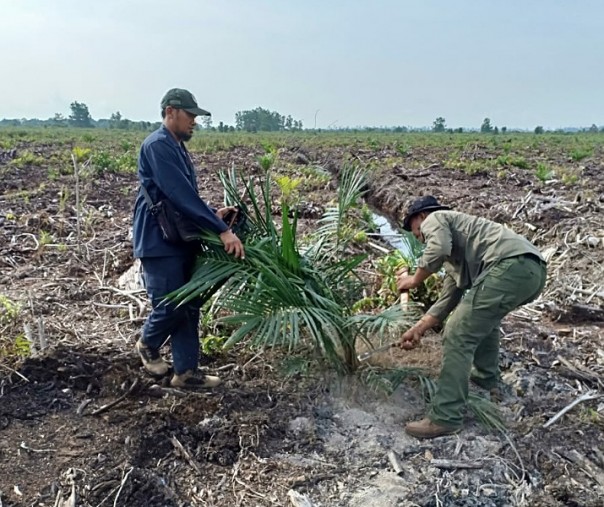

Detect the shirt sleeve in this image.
[417,214,452,274]
[144,140,228,234]
[426,274,464,322]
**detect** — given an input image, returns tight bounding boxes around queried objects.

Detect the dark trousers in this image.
[140,255,200,374]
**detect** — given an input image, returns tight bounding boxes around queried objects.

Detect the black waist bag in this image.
[141,186,202,244]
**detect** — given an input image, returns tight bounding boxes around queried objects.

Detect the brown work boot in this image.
[405,418,460,439]
[136,339,170,376]
[170,370,221,389]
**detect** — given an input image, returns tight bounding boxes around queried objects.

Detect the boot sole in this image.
[170,377,221,389]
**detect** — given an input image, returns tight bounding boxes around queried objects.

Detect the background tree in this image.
[588,123,599,133]
[235,107,302,132]
[50,113,67,127]
[69,101,93,128]
[0,119,21,126]
[109,111,122,129]
[200,116,212,130]
[432,117,446,133]
[501,126,507,134]
[534,125,544,134]
[480,118,493,133]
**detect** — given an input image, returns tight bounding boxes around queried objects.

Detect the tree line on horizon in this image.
[0,101,602,134]
[431,116,603,135]
[0,102,304,133]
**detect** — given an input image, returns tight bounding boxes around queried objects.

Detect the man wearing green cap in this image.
[395,196,547,438]
[132,88,244,388]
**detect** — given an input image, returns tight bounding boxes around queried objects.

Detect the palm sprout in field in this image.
[175,163,417,371]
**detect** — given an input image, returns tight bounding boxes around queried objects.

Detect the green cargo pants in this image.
[428,254,547,428]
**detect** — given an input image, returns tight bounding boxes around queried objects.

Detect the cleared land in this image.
[1,129,603,506]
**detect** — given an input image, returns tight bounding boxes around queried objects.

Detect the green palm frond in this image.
[348,305,418,350]
[220,165,242,208]
[338,164,368,208]
[218,167,277,239]
[219,299,346,365]
[255,172,279,238]
[350,305,417,334]
[317,164,367,244]
[467,393,507,432]
[417,375,438,401]
[399,231,425,265]
[174,231,348,365]
[280,203,300,272]
[175,164,412,371]
[322,254,367,285]
[317,206,340,237]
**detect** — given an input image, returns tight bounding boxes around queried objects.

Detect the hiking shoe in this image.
[135,339,170,376]
[170,370,221,389]
[405,418,460,439]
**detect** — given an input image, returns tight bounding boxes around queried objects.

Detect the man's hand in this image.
[399,314,439,350]
[396,266,433,292]
[399,327,423,350]
[396,273,419,292]
[219,230,245,259]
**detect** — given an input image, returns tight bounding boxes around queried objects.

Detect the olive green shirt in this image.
[418,210,544,322]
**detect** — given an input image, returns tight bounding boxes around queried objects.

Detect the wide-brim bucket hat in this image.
[402,196,450,231]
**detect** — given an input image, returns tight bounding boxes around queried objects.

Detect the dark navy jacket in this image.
[132,126,228,258]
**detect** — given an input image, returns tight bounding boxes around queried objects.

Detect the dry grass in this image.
[359,331,443,375]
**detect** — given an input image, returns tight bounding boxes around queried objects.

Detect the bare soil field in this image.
[0,132,603,506]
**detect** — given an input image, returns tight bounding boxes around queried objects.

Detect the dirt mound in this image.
[1,345,322,506]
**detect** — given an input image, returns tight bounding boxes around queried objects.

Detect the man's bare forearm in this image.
[413,314,440,334]
[412,267,433,287]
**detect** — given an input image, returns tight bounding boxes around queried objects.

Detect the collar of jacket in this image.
[160,125,184,149]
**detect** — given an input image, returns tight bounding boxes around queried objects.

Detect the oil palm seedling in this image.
[175,163,417,372]
[535,163,554,183]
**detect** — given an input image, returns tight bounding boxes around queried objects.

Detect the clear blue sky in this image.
[1,0,602,129]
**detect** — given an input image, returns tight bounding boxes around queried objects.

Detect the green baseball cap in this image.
[160,88,211,116]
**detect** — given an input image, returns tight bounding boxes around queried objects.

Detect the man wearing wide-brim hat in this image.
[396,196,547,438]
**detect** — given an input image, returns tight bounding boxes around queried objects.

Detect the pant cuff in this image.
[427,411,462,429]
